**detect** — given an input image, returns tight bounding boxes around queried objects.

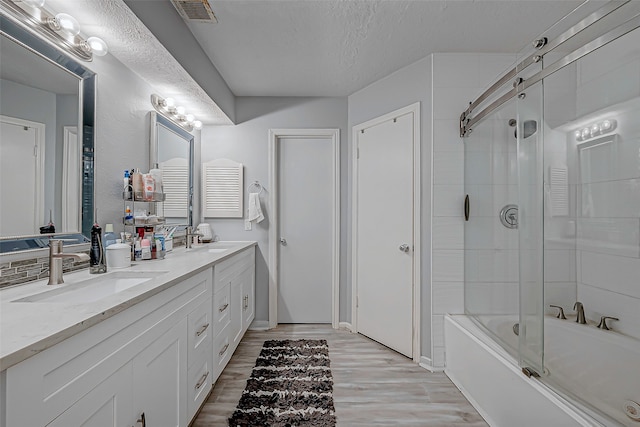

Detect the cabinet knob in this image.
[399,244,410,252]
[280,237,287,246]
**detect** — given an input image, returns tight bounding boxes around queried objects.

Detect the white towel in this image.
[247,192,264,223]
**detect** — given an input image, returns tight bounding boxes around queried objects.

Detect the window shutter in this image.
[202,158,243,218]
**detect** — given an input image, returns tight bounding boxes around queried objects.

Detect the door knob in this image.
[280,237,287,246]
[399,244,410,252]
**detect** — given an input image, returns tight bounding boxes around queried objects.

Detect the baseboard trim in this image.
[419,356,444,372]
[248,320,270,331]
[338,322,353,332]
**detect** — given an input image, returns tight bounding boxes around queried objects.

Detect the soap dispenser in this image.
[89,222,107,274]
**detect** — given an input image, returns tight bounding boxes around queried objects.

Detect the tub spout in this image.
[574,302,587,324]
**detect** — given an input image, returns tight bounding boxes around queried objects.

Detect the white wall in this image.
[348,55,433,358]
[431,53,517,367]
[85,53,187,232]
[200,97,348,323]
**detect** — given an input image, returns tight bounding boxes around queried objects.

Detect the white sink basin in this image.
[188,243,236,254]
[14,271,168,304]
[206,248,228,253]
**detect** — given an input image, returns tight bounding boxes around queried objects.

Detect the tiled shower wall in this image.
[570,30,640,341]
[430,53,517,368]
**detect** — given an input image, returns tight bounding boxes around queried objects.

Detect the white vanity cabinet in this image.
[4,269,212,427]
[211,247,255,384]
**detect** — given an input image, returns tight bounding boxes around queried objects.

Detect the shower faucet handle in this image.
[597,316,619,330]
[549,305,567,320]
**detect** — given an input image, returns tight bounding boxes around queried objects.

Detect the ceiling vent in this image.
[170,0,218,23]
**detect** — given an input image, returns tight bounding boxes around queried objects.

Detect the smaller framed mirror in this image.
[149,112,194,228]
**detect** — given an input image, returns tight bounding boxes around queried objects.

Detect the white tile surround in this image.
[430,53,517,368]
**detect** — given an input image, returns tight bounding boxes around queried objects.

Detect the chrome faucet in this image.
[574,302,587,324]
[185,227,203,249]
[47,240,90,285]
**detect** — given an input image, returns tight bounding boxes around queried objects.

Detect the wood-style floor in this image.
[193,324,488,426]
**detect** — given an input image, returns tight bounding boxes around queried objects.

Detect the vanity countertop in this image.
[0,241,257,371]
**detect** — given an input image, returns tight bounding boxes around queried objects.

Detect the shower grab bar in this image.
[460,1,635,137]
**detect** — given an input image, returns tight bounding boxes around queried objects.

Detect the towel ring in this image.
[247,181,263,195]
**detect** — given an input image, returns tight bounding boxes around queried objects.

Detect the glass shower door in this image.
[516,74,545,375]
[464,98,520,358]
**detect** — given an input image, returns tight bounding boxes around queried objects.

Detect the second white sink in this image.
[14,271,168,304]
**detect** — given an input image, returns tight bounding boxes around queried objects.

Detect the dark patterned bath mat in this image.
[228,339,336,427]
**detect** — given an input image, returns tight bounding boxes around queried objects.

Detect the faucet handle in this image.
[549,305,567,319]
[597,316,619,330]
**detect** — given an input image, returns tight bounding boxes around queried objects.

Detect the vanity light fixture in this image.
[1,0,108,61]
[151,94,200,132]
[574,118,616,142]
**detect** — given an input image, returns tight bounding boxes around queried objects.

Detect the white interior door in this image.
[356,112,414,358]
[278,136,334,323]
[0,117,43,236]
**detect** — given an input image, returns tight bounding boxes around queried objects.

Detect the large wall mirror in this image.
[150,112,193,229]
[0,14,95,252]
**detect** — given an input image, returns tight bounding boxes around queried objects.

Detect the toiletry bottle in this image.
[134,238,142,261]
[132,169,144,200]
[149,164,163,194]
[123,170,131,196]
[90,222,107,274]
[143,173,155,201]
[124,206,133,225]
[104,223,117,248]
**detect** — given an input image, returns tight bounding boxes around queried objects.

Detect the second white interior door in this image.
[278,136,334,323]
[356,111,414,358]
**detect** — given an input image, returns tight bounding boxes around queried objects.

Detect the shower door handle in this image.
[464,194,470,221]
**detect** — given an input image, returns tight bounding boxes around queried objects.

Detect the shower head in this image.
[513,120,538,139]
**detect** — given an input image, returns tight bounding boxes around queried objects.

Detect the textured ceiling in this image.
[45,0,233,125]
[185,0,587,97]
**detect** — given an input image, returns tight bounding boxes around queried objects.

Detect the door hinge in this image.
[33,144,38,157]
[357,147,359,159]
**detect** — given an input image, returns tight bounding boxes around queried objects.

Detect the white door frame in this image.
[62,126,80,232]
[0,115,46,233]
[351,103,421,362]
[268,129,341,329]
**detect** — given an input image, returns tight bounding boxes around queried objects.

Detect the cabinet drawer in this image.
[212,323,231,382]
[214,247,254,291]
[187,297,212,367]
[213,284,231,336]
[187,351,212,421]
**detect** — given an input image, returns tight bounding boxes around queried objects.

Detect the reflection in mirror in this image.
[0,14,95,251]
[150,112,193,228]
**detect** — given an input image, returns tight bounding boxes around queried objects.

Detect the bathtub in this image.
[444,315,640,427]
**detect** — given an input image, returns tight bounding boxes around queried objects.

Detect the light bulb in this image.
[591,124,600,134]
[186,114,195,123]
[23,0,46,8]
[574,130,581,139]
[87,37,108,56]
[602,120,611,130]
[176,106,186,115]
[55,13,80,36]
[194,121,203,130]
[163,97,175,110]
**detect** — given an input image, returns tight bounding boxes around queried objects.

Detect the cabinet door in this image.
[133,318,188,427]
[241,266,255,330]
[230,278,243,348]
[47,362,133,427]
